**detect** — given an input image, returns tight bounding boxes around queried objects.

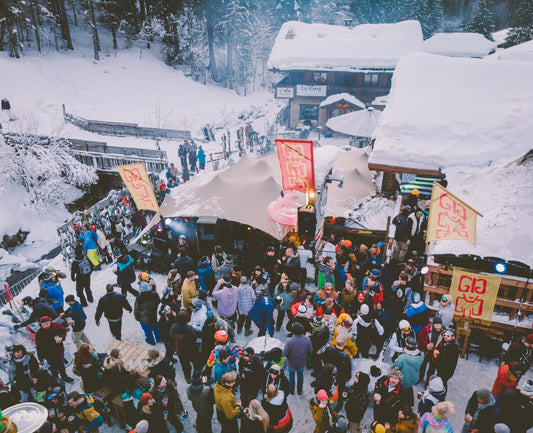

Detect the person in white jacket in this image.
[190,298,208,332]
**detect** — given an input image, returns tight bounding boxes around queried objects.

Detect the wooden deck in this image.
[105,339,153,377]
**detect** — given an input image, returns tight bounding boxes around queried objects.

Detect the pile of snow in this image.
[371,94,389,107]
[492,28,510,47]
[319,93,365,109]
[492,39,533,63]
[268,20,424,71]
[423,32,496,58]
[370,53,533,172]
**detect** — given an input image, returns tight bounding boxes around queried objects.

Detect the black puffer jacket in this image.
[134,291,160,324]
[345,372,370,423]
[95,292,132,322]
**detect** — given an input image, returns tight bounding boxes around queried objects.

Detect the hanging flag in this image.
[449,268,500,325]
[116,163,160,212]
[275,139,315,192]
[426,182,481,245]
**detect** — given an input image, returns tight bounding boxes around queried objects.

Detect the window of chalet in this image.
[334,72,356,88]
[313,72,327,84]
[363,73,380,86]
[299,104,319,121]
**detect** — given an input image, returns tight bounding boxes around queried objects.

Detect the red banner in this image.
[275,139,315,192]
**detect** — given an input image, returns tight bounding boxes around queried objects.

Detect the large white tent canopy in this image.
[159,148,373,240]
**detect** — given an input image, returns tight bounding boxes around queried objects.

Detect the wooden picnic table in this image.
[93,340,159,428]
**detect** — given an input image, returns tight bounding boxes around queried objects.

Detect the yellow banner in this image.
[426,182,480,245]
[116,163,159,212]
[449,268,500,325]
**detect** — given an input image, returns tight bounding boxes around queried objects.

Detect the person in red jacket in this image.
[35,316,74,382]
[492,362,522,396]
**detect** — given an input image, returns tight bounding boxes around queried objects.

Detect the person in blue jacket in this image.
[40,272,65,314]
[197,146,206,170]
[114,253,138,297]
[82,225,100,270]
[248,294,281,337]
[405,292,429,334]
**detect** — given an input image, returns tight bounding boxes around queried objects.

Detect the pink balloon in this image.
[268,191,299,226]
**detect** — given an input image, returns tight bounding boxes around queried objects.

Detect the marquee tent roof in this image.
[159,148,374,239]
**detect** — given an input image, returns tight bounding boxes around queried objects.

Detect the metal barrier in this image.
[0,268,42,308]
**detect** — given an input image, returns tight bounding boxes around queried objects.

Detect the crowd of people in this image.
[1,223,533,433]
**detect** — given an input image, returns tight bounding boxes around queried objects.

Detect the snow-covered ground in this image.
[1,258,531,433]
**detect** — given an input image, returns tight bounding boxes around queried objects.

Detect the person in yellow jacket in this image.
[181,270,197,320]
[331,313,358,358]
[310,389,337,433]
[214,371,241,433]
[67,391,104,433]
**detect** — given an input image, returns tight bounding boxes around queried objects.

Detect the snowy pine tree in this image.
[505,0,533,46]
[0,135,97,210]
[467,0,496,40]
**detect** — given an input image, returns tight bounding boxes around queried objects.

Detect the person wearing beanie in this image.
[239,347,265,408]
[314,281,339,307]
[309,389,337,433]
[213,273,239,329]
[436,294,455,329]
[274,274,294,332]
[263,363,290,398]
[283,322,312,395]
[393,336,424,406]
[496,379,533,433]
[417,376,447,416]
[322,333,352,393]
[371,421,387,433]
[95,283,132,340]
[309,315,331,377]
[389,320,417,361]
[61,294,90,349]
[134,279,161,346]
[405,292,429,334]
[187,371,215,433]
[373,367,409,425]
[419,401,454,433]
[502,333,533,374]
[462,388,499,433]
[426,328,459,387]
[331,313,358,359]
[418,316,444,382]
[353,302,385,358]
[492,361,522,396]
[190,297,209,335]
[493,424,510,433]
[236,275,257,336]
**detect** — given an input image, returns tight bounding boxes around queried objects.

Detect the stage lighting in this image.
[494,262,507,274]
[165,218,171,225]
[421,266,429,275]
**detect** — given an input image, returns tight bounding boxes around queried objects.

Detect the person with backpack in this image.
[82,224,101,270]
[67,391,104,433]
[115,253,138,297]
[40,272,65,314]
[71,247,93,306]
[95,284,132,340]
[134,280,161,346]
[62,294,91,349]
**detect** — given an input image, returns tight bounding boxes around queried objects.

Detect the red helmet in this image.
[214,330,228,343]
[357,292,366,301]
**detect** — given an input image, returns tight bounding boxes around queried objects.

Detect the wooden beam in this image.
[368,162,443,177]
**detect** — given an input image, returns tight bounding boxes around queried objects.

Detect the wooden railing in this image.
[63,105,191,140]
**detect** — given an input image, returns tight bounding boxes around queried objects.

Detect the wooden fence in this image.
[68,138,169,173]
[63,105,191,140]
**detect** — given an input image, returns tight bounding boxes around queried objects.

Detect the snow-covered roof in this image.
[319,93,365,109]
[369,53,533,172]
[423,32,496,58]
[326,108,381,137]
[268,20,424,72]
[371,94,389,106]
[494,40,533,63]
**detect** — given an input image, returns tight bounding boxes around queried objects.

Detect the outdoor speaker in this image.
[297,205,316,237]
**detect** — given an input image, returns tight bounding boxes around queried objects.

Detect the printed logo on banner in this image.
[275,139,315,193]
[426,182,481,245]
[449,268,500,325]
[116,163,160,213]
